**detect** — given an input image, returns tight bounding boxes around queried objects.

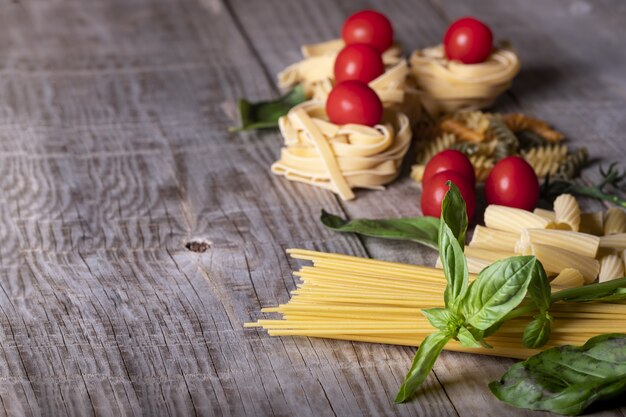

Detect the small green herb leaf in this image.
[463,256,539,330]
[438,183,469,310]
[421,308,457,332]
[440,224,469,310]
[551,276,626,303]
[439,182,468,247]
[522,312,553,349]
[320,210,439,250]
[395,331,452,403]
[490,333,626,415]
[230,85,307,132]
[526,260,551,312]
[457,326,483,348]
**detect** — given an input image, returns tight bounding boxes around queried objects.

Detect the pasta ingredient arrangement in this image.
[246,185,626,414]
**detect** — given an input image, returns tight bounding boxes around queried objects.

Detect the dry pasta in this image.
[600,233,626,251]
[469,225,518,252]
[598,255,625,283]
[503,113,564,142]
[440,118,484,143]
[410,44,520,116]
[416,132,456,164]
[468,155,494,182]
[550,268,584,289]
[464,246,516,264]
[248,249,626,361]
[521,228,600,258]
[604,207,626,235]
[522,144,568,177]
[580,212,605,236]
[554,194,581,231]
[277,39,421,121]
[528,243,599,283]
[533,208,556,222]
[484,205,553,233]
[272,102,411,200]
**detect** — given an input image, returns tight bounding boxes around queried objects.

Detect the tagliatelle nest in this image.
[410,43,521,116]
[277,39,422,122]
[272,101,412,201]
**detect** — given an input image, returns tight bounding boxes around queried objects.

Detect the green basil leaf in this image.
[320,210,440,250]
[522,312,553,349]
[439,224,469,310]
[395,331,452,403]
[421,308,458,332]
[438,183,469,309]
[457,326,483,348]
[490,333,626,415]
[463,256,539,330]
[230,85,307,132]
[551,276,626,303]
[439,182,468,247]
[526,260,551,312]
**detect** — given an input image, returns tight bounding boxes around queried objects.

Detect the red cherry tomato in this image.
[422,149,476,186]
[326,81,383,126]
[421,171,476,220]
[342,10,394,53]
[334,44,385,84]
[484,156,539,211]
[443,17,493,64]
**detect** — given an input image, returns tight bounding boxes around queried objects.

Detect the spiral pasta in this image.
[522,144,568,177]
[410,44,520,116]
[503,113,564,142]
[468,155,494,182]
[272,102,411,200]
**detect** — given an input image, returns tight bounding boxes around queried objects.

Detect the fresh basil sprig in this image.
[230,85,307,132]
[320,210,439,250]
[395,182,550,403]
[490,333,626,415]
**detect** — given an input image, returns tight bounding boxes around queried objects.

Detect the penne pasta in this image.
[604,207,626,235]
[468,225,518,252]
[484,205,553,234]
[464,246,516,263]
[522,228,600,258]
[599,233,626,251]
[551,268,584,289]
[528,243,599,283]
[533,208,556,222]
[553,194,580,231]
[598,254,625,283]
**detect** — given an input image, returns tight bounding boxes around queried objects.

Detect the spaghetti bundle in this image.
[410,44,520,116]
[272,102,411,200]
[246,249,626,360]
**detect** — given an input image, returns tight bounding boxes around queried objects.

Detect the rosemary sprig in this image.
[542,163,626,208]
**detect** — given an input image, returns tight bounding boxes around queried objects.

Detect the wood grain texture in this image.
[0,0,624,416]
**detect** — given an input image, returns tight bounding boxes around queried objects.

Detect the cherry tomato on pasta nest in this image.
[342,10,394,53]
[484,156,539,211]
[421,171,476,220]
[443,17,493,64]
[326,81,383,127]
[422,149,476,186]
[334,44,385,84]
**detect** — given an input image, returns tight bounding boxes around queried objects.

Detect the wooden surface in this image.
[0,0,624,416]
